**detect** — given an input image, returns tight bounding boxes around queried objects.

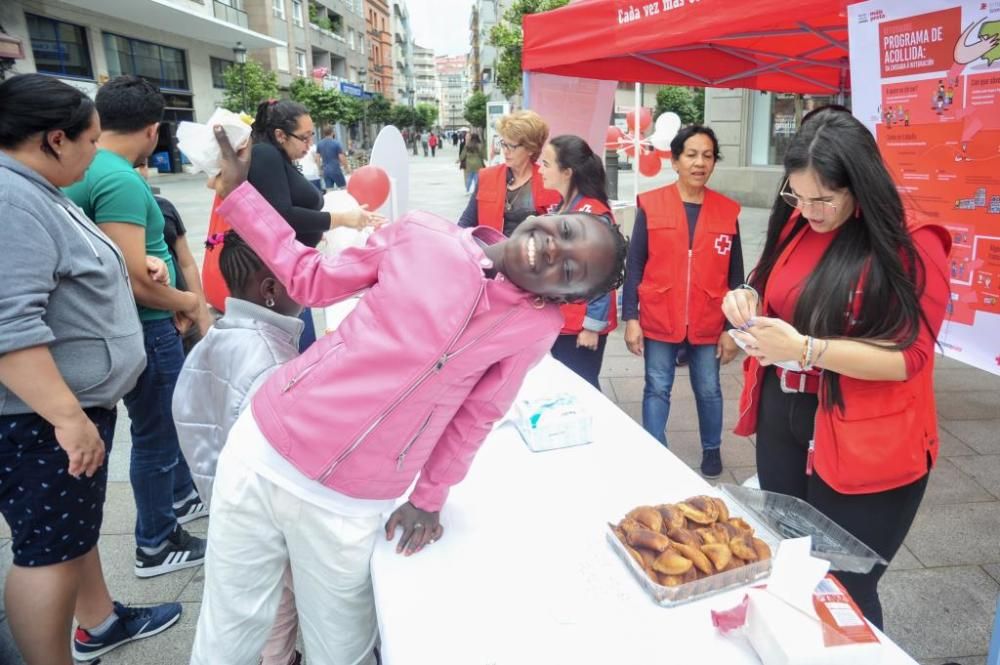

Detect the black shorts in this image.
[0,407,116,567]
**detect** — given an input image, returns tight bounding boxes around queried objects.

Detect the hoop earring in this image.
[532,296,545,309]
[265,297,275,308]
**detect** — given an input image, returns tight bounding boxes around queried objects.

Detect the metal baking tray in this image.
[607,484,887,607]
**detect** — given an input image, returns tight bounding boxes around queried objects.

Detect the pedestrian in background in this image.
[459,132,484,195]
[1,72,182,665]
[316,126,347,190]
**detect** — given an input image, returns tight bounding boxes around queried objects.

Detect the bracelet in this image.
[814,338,830,366]
[800,335,815,370]
[737,283,759,303]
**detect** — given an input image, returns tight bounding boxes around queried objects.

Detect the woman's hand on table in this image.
[385,501,443,556]
[716,332,739,365]
[624,320,644,357]
[213,126,251,199]
[54,410,105,478]
[332,205,386,231]
[722,288,759,330]
[576,330,599,351]
[732,317,805,366]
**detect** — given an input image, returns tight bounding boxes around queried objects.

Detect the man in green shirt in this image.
[65,77,208,589]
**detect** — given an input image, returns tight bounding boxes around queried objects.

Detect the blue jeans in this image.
[123,318,196,548]
[298,307,317,352]
[641,339,722,451]
[465,171,479,193]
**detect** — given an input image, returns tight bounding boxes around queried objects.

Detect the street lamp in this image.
[232,41,248,113]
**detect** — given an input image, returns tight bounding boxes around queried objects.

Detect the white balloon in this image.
[654,111,682,139]
[649,133,672,152]
[322,190,360,213]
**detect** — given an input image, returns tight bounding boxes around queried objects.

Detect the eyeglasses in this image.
[499,140,523,152]
[779,180,839,219]
[286,131,314,144]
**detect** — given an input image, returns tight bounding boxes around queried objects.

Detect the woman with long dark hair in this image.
[247,100,381,351]
[725,107,950,629]
[538,134,620,387]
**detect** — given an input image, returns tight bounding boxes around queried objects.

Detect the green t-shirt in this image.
[65,149,177,322]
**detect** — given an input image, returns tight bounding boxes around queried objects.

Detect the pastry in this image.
[673,542,714,575]
[676,500,715,525]
[666,527,700,548]
[752,537,772,561]
[657,572,684,587]
[701,543,732,571]
[729,533,759,561]
[711,496,730,522]
[626,527,671,553]
[727,517,753,534]
[652,547,694,575]
[656,504,687,531]
[627,506,663,533]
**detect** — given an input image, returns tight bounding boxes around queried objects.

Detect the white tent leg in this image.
[634,82,641,206]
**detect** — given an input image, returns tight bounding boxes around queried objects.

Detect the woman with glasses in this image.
[247,100,380,351]
[458,110,561,234]
[724,107,950,629]
[622,125,743,480]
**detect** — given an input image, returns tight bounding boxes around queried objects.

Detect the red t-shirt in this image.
[766,226,949,378]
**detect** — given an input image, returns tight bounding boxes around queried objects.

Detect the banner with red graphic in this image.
[851,0,1000,375]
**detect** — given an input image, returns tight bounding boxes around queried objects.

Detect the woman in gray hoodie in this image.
[0,74,182,665]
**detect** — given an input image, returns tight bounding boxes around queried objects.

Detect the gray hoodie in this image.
[0,151,146,415]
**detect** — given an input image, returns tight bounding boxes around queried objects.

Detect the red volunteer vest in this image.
[555,197,618,335]
[733,216,951,494]
[636,184,740,344]
[475,163,561,232]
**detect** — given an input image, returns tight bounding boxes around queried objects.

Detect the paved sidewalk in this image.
[2,144,998,664]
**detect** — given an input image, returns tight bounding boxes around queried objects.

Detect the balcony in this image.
[213,0,249,28]
[310,23,348,57]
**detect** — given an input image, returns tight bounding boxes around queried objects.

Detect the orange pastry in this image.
[656,504,687,531]
[627,506,663,533]
[673,542,714,575]
[752,537,772,561]
[667,527,701,548]
[711,497,730,522]
[701,543,733,571]
[626,527,671,553]
[729,533,759,561]
[652,547,694,575]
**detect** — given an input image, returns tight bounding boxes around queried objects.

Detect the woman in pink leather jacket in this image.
[190,128,628,665]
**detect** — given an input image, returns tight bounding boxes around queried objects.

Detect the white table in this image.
[370,357,918,665]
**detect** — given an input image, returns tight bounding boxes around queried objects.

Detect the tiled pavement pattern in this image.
[2,146,997,664]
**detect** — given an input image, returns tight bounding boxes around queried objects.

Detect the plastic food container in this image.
[607,484,886,607]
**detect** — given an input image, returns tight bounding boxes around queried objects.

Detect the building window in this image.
[750,93,840,166]
[210,56,234,89]
[103,33,188,90]
[26,14,93,79]
[295,50,307,77]
[292,0,303,26]
[276,47,290,72]
[272,0,285,20]
[348,29,355,50]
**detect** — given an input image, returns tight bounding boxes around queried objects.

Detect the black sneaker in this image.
[72,601,182,660]
[700,448,723,479]
[134,525,206,578]
[173,493,208,525]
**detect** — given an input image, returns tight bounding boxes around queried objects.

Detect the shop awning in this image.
[523,0,854,94]
[59,0,285,50]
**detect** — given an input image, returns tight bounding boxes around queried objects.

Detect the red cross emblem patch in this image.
[715,235,732,255]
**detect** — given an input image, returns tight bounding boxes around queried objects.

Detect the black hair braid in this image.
[0,74,96,155]
[562,213,629,303]
[218,231,264,294]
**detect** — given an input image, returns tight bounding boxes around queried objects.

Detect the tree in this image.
[414,103,439,130]
[365,94,393,126]
[222,59,279,114]
[464,91,487,130]
[289,77,358,127]
[488,0,570,99]
[654,86,705,126]
[389,104,418,129]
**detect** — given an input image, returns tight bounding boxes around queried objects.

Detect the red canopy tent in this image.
[523,0,855,96]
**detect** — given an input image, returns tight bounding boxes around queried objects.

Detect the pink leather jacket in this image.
[217,183,562,512]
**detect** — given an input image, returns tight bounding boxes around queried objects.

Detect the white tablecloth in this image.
[370,357,918,665]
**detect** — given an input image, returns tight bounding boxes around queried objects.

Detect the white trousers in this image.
[191,435,380,665]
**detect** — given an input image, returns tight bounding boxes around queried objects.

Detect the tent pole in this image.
[634,82,641,206]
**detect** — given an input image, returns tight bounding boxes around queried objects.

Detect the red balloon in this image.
[347,165,391,210]
[638,149,662,177]
[626,107,653,134]
[605,125,623,148]
[620,134,638,158]
[655,149,672,159]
